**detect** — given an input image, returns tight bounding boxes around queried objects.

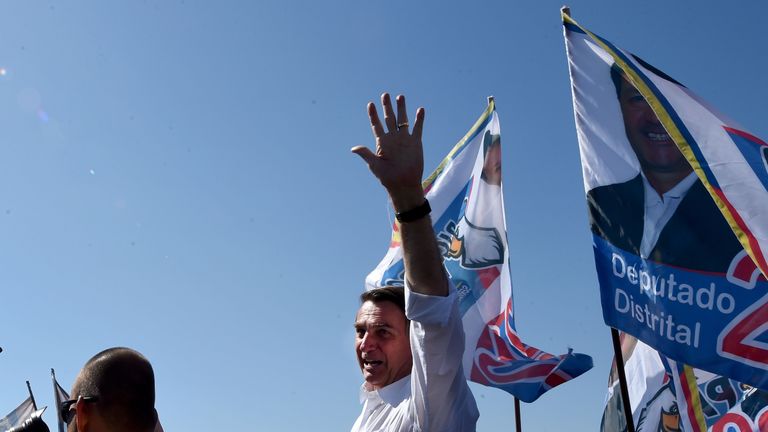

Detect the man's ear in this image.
[74,399,90,432]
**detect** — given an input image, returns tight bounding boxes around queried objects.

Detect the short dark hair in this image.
[482,130,500,156]
[609,63,625,99]
[610,57,684,100]
[360,286,406,315]
[73,347,157,432]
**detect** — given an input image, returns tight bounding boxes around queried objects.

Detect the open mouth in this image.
[646,131,672,142]
[363,360,383,369]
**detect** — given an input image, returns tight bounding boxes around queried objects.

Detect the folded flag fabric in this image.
[600,332,768,432]
[0,397,35,432]
[665,357,768,432]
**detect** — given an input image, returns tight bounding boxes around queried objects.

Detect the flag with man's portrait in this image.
[563,12,768,390]
[365,98,593,402]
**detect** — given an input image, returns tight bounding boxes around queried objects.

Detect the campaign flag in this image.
[52,369,69,432]
[0,397,35,431]
[563,11,768,389]
[665,358,768,432]
[365,98,593,402]
[600,335,671,432]
[600,334,768,432]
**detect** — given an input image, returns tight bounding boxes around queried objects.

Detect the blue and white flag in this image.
[564,12,768,390]
[366,99,593,402]
[0,397,35,431]
[600,334,671,432]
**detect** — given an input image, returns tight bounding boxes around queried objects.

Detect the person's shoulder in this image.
[587,175,642,210]
[588,174,641,197]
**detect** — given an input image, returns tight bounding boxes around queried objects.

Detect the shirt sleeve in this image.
[405,280,479,431]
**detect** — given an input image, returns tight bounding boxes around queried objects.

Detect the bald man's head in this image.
[70,347,157,432]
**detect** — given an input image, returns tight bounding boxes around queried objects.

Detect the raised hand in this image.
[352,93,447,297]
[352,93,426,211]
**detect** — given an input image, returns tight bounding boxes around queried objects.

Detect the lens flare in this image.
[36,108,49,123]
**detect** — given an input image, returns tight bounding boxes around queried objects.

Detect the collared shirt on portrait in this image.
[639,172,698,258]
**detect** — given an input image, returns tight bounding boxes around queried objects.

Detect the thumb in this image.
[351,146,377,167]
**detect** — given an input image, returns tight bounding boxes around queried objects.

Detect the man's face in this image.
[618,78,690,175]
[482,141,502,186]
[354,300,412,390]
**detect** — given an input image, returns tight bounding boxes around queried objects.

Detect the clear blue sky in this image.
[0,1,765,430]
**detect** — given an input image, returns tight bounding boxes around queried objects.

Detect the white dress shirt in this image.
[639,172,698,258]
[351,283,479,432]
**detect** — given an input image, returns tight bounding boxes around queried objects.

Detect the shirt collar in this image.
[641,171,697,204]
[359,374,411,406]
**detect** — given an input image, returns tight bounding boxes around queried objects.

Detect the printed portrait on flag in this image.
[564,14,768,390]
[586,63,743,274]
[441,131,505,273]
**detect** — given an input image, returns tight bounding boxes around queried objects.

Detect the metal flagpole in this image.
[52,368,66,432]
[611,328,636,432]
[489,91,516,431]
[26,381,37,410]
[561,5,571,20]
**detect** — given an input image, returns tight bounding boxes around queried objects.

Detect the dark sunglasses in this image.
[60,396,99,424]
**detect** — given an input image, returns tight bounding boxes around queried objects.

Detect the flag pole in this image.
[26,380,37,410]
[52,368,66,432]
[489,91,519,432]
[610,328,636,432]
[489,91,520,432]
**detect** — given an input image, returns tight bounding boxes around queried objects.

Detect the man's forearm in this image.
[391,187,449,297]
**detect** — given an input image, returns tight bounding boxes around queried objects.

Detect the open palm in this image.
[352,93,425,199]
